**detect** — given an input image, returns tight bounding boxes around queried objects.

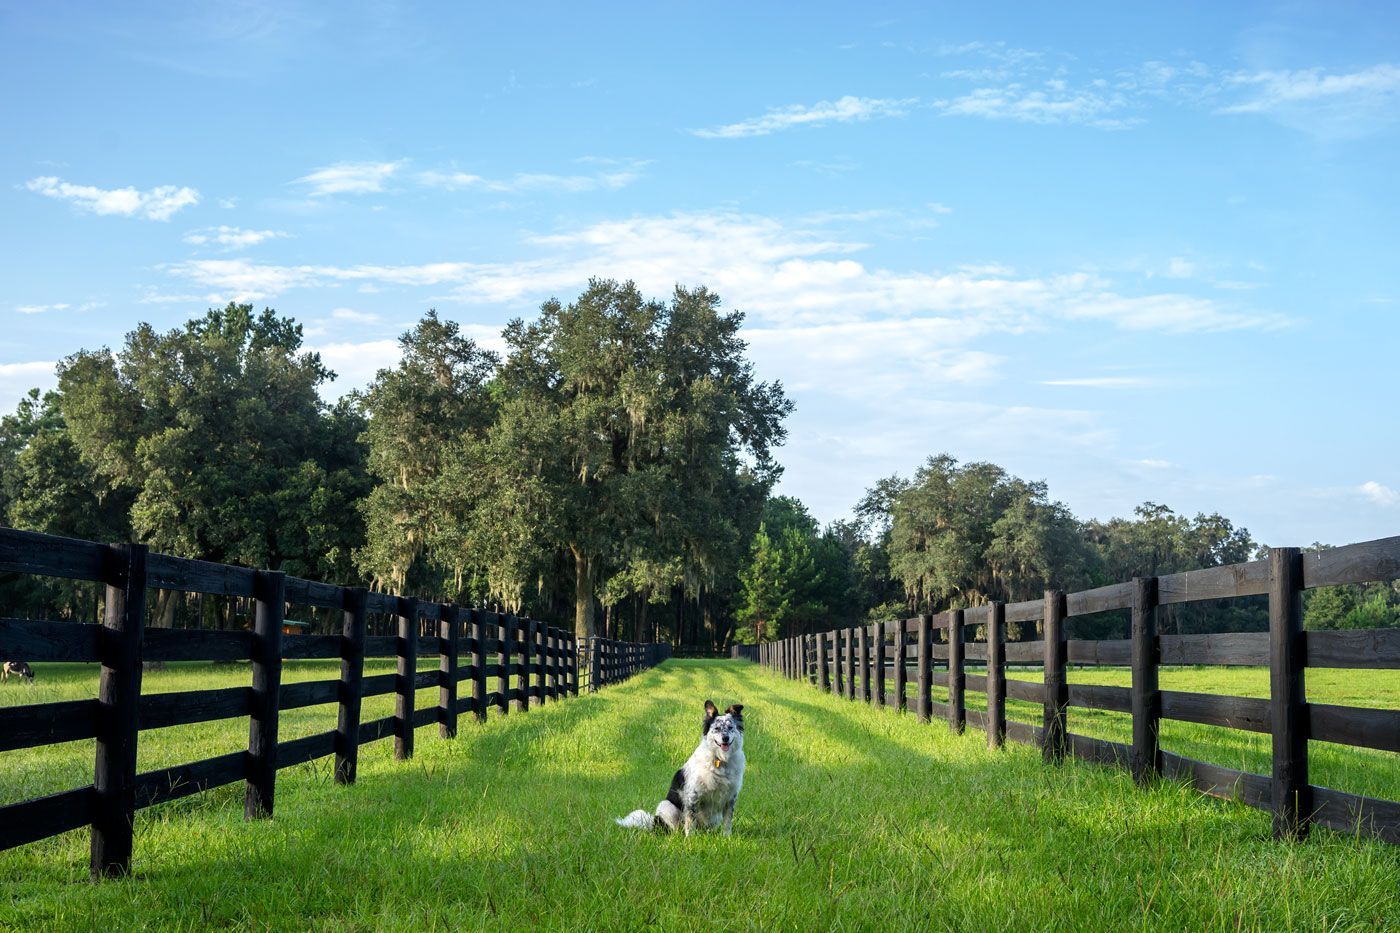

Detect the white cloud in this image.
[693,96,916,138]
[933,82,1135,126]
[15,303,70,315]
[1166,257,1196,279]
[1222,64,1400,113]
[296,160,404,196]
[417,159,646,193]
[184,226,289,249]
[165,211,1286,340]
[1360,481,1399,507]
[0,361,57,411]
[26,176,200,220]
[1218,64,1400,138]
[329,307,380,323]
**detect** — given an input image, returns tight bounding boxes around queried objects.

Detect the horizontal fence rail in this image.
[753,535,1400,847]
[0,526,668,878]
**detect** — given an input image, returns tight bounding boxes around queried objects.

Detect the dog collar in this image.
[712,756,724,770]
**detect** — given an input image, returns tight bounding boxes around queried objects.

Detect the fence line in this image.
[755,536,1400,846]
[0,526,669,878]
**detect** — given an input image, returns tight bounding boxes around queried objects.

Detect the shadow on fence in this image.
[0,526,669,879]
[755,537,1400,846]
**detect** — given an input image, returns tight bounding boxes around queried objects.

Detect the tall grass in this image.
[3,660,1398,929]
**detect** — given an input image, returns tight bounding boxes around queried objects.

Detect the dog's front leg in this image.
[681,808,695,836]
[721,799,735,836]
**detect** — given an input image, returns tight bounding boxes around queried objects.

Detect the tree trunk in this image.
[638,598,650,643]
[572,548,596,638]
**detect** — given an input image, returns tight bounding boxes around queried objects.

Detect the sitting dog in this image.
[616,700,745,835]
[2,661,34,684]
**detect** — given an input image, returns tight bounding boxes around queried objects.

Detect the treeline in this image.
[0,281,790,645]
[734,454,1400,641]
[3,286,1394,645]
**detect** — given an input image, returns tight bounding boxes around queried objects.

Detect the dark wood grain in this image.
[0,786,93,852]
[278,730,337,769]
[1160,691,1270,733]
[280,634,341,660]
[987,602,1006,749]
[135,751,246,810]
[146,552,256,597]
[0,617,99,662]
[1157,559,1269,605]
[1269,547,1309,839]
[0,698,98,751]
[1068,733,1133,769]
[395,597,417,760]
[1131,576,1160,785]
[0,526,108,582]
[1067,683,1132,713]
[279,679,340,710]
[1308,703,1400,753]
[91,542,146,879]
[1004,640,1046,664]
[1159,632,1269,666]
[245,570,284,819]
[143,628,252,662]
[1006,677,1045,704]
[1306,628,1400,669]
[140,686,251,730]
[1042,591,1067,764]
[335,587,368,786]
[1067,639,1133,665]
[439,604,459,739]
[916,614,932,723]
[948,609,965,733]
[1310,786,1400,845]
[1066,582,1134,617]
[1302,536,1400,589]
[1161,752,1271,810]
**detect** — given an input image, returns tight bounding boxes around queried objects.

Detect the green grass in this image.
[3,660,1399,929]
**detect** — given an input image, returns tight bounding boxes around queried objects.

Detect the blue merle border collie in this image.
[616,700,745,835]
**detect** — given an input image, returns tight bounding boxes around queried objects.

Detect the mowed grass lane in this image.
[2,659,1398,929]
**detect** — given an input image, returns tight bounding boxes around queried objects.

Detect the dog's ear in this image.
[726,704,744,719]
[704,699,718,719]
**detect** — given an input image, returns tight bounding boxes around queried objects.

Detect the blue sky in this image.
[3,1,1398,547]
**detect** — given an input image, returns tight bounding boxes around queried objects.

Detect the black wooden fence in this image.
[0,526,668,878]
[756,538,1400,846]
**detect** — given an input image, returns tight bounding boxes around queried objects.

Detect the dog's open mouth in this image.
[718,739,731,750]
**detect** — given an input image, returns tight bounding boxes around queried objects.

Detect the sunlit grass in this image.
[3,660,1398,929]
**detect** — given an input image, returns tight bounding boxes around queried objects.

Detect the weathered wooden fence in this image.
[0,526,667,878]
[757,538,1400,846]
[581,637,672,692]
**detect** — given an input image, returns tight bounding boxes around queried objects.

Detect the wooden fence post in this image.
[520,618,535,710]
[471,609,487,723]
[335,587,368,785]
[845,627,857,700]
[395,597,418,760]
[91,542,147,879]
[590,637,601,692]
[570,633,579,696]
[894,619,908,712]
[534,620,547,705]
[500,613,515,713]
[916,613,932,723]
[987,602,1005,748]
[245,569,285,820]
[858,624,870,702]
[949,609,965,733]
[818,630,830,692]
[1130,578,1160,784]
[873,622,886,707]
[1043,591,1068,763]
[439,603,459,739]
[1269,547,1309,839]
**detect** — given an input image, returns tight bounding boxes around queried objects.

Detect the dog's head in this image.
[702,699,744,758]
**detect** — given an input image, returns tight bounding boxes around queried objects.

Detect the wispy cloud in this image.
[933,80,1136,127]
[15,303,70,315]
[693,96,916,138]
[184,226,289,249]
[417,159,646,193]
[1218,64,1400,138]
[295,160,404,196]
[25,176,200,220]
[1360,480,1399,507]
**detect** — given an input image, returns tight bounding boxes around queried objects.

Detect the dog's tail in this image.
[614,809,656,830]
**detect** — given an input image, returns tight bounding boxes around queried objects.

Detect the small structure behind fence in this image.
[755,537,1400,846]
[0,526,668,878]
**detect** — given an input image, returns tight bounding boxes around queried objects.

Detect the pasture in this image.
[2,659,1398,929]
